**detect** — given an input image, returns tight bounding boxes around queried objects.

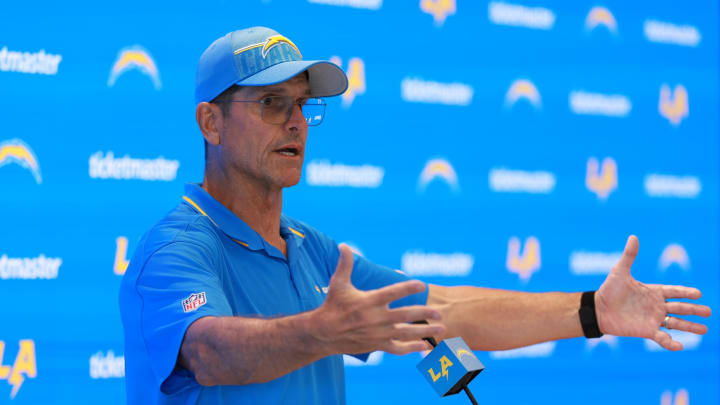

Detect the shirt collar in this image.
[280,215,306,250]
[182,183,305,253]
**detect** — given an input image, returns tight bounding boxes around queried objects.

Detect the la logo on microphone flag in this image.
[417,337,484,397]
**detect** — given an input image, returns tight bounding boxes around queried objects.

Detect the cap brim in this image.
[237,60,348,97]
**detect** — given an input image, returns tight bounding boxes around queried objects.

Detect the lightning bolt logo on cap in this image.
[0,139,42,184]
[262,35,301,59]
[234,34,303,60]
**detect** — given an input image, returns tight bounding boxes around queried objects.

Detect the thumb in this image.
[329,244,355,287]
[613,235,639,275]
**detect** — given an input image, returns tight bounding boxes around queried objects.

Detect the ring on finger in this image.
[662,315,671,329]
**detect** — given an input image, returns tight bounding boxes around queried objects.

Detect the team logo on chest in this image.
[182,292,207,312]
[314,285,329,295]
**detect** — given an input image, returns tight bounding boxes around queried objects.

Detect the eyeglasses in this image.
[221,96,326,126]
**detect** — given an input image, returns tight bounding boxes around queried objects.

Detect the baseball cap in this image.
[195,27,348,104]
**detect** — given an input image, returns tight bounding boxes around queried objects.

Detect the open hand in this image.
[595,235,711,350]
[309,244,445,356]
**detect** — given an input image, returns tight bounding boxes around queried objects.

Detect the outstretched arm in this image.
[179,245,443,386]
[427,285,583,350]
[427,236,711,351]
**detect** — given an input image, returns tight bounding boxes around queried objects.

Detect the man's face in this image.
[219,73,310,191]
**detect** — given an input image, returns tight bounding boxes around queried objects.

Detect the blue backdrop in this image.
[0,1,717,404]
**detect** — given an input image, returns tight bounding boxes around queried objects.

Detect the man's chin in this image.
[282,178,301,188]
[279,171,302,189]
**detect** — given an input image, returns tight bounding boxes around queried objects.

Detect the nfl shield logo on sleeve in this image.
[182,292,207,313]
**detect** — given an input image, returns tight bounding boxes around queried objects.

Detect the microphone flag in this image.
[416,337,485,397]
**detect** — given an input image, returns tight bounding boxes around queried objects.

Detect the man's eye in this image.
[261,97,275,106]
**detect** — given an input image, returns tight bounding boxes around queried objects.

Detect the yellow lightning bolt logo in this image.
[262,35,302,59]
[456,349,472,360]
[418,158,459,192]
[0,340,37,399]
[0,139,42,184]
[107,46,161,89]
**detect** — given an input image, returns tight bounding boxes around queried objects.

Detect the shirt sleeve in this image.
[350,254,429,309]
[135,241,233,393]
[331,248,429,363]
[316,233,428,308]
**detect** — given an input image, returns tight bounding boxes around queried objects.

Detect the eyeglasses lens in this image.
[261,97,326,126]
[302,99,325,126]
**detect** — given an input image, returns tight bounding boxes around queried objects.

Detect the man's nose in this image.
[285,102,308,131]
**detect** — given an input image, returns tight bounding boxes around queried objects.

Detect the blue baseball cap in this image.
[195,27,348,104]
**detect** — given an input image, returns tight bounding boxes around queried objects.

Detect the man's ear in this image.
[196,102,223,146]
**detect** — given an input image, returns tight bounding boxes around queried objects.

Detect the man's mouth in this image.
[275,147,300,157]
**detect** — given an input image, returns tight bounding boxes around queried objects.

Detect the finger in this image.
[665,302,712,317]
[330,244,355,285]
[387,305,442,324]
[388,323,446,341]
[652,330,683,351]
[367,280,426,306]
[665,317,709,335]
[381,339,431,355]
[654,284,702,300]
[614,235,639,273]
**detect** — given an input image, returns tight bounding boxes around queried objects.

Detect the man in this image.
[119,27,711,405]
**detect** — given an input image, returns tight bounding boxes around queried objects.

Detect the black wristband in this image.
[579,291,603,338]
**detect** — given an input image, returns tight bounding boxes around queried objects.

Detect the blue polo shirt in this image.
[119,183,428,405]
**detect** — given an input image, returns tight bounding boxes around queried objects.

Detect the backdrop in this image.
[1,1,717,404]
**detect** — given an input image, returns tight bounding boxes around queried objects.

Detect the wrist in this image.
[578,291,603,338]
[293,308,335,358]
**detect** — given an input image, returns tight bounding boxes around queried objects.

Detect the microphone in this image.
[413,321,484,405]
